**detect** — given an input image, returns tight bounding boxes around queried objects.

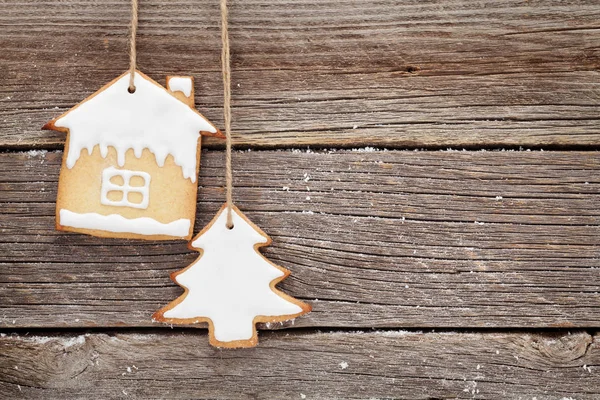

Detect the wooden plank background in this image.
[1,150,599,330]
[1,331,598,399]
[1,0,599,399]
[1,0,599,149]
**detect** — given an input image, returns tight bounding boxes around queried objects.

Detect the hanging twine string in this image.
[220,0,234,228]
[128,0,139,92]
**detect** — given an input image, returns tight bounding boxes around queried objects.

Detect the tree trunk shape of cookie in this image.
[153,204,311,348]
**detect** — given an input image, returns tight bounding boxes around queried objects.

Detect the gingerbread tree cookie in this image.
[153,204,311,348]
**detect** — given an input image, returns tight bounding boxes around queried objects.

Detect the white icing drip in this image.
[59,209,190,237]
[100,167,151,209]
[163,207,303,342]
[167,77,193,97]
[55,72,216,183]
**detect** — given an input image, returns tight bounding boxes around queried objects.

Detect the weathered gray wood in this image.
[1,0,599,148]
[0,330,598,399]
[0,150,598,329]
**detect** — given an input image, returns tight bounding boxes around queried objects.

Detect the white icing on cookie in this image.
[167,77,193,97]
[100,167,151,209]
[55,71,216,183]
[163,207,303,342]
[59,209,190,237]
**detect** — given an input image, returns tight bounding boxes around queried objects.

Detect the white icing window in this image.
[101,167,151,209]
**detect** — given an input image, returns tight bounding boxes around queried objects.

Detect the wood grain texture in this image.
[1,0,599,148]
[0,150,598,329]
[0,330,598,399]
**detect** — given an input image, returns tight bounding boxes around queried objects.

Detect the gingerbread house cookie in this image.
[43,70,223,240]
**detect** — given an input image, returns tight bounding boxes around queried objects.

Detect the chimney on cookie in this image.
[166,76,194,107]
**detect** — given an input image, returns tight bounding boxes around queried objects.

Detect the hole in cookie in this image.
[129,175,146,187]
[106,190,123,202]
[110,175,125,186]
[128,86,136,94]
[128,191,144,204]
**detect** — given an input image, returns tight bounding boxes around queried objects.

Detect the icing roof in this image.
[45,71,222,183]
